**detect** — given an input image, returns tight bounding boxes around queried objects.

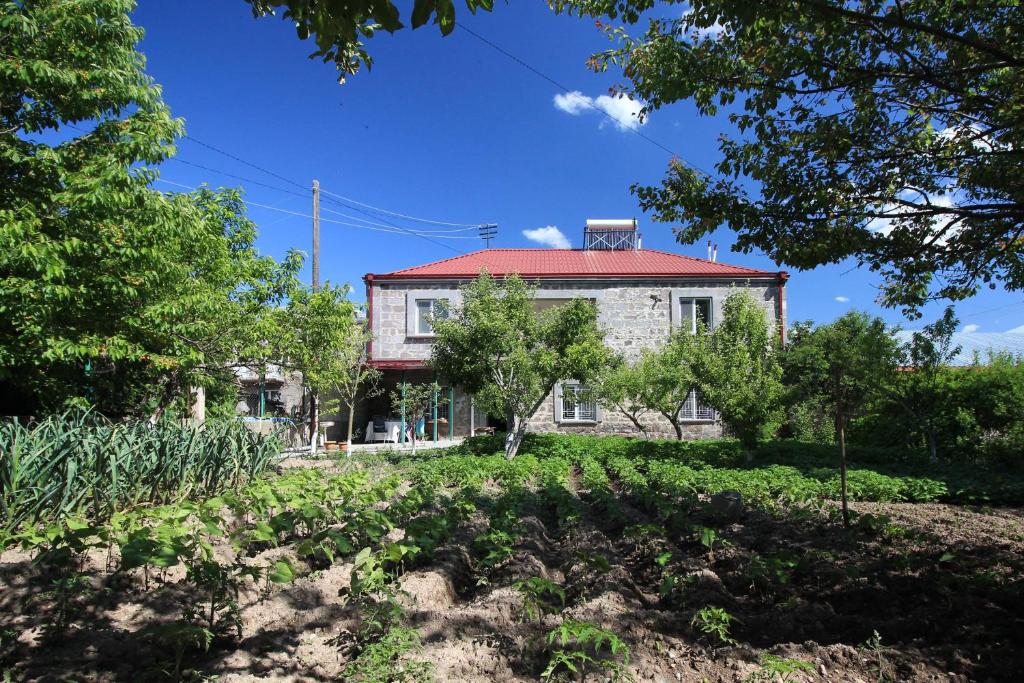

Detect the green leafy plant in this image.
[745,653,815,682]
[542,620,631,681]
[151,620,215,681]
[340,626,433,683]
[691,606,738,646]
[512,576,566,622]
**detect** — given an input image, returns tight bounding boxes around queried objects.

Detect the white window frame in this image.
[557,382,599,424]
[412,298,448,337]
[680,388,716,422]
[679,297,713,334]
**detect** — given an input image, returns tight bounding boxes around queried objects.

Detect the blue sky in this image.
[132,1,1023,332]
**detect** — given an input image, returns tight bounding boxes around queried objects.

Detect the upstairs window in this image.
[560,383,597,423]
[414,298,448,336]
[679,297,712,333]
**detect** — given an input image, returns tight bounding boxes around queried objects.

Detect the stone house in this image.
[362,220,788,441]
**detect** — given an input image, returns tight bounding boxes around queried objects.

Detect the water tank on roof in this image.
[584,219,639,250]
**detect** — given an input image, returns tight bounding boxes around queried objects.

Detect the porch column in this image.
[448,386,454,440]
[399,370,407,444]
[432,374,438,443]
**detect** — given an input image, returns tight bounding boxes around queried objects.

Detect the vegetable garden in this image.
[2,432,1022,681]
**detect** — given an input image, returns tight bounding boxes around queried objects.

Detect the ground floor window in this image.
[681,389,715,421]
[561,383,597,422]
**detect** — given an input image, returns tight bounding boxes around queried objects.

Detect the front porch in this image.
[328,364,495,446]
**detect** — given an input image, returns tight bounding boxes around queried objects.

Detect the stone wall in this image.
[369,278,782,440]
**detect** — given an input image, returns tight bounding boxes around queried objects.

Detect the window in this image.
[679,297,712,333]
[680,389,715,421]
[414,298,448,336]
[560,383,597,423]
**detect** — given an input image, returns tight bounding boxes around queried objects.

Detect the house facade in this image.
[362,220,788,441]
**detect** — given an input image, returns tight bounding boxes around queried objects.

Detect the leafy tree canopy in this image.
[0,0,302,415]
[553,0,1024,311]
[700,291,784,451]
[430,272,609,459]
[244,0,496,81]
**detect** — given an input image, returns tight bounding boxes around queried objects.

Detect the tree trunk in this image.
[504,410,527,460]
[309,391,319,456]
[926,428,938,464]
[838,416,850,528]
[411,422,418,456]
[345,400,356,456]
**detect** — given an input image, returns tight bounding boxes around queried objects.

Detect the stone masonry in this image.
[369,278,783,440]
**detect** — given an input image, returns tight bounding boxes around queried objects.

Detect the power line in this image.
[457,23,714,178]
[154,178,479,240]
[318,204,479,233]
[183,135,309,193]
[318,187,484,228]
[167,158,308,198]
[184,134,486,228]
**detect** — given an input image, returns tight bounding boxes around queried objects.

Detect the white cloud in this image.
[680,6,726,40]
[835,296,850,303]
[552,90,645,132]
[866,193,959,244]
[1008,324,1024,334]
[523,225,571,249]
[962,323,980,334]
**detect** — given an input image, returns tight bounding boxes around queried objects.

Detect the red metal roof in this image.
[368,249,780,280]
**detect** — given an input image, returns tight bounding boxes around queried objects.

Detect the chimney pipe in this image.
[712,244,718,262]
[707,240,712,260]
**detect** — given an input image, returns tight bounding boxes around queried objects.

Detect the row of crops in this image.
[0,411,280,540]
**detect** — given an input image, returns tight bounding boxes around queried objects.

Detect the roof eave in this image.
[369,271,780,281]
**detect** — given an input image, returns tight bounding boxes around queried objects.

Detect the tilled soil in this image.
[2,470,1023,682]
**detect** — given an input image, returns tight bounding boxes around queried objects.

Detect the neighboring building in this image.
[234,364,305,418]
[362,220,789,440]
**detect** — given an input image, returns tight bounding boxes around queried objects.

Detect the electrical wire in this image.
[184,134,486,228]
[154,178,480,240]
[457,23,714,178]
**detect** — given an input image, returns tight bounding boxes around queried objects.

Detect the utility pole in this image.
[309,178,321,455]
[312,179,320,291]
[479,223,497,248]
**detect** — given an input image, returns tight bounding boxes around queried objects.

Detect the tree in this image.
[244,0,496,81]
[782,312,898,526]
[0,1,302,416]
[893,307,962,462]
[279,284,358,454]
[700,291,784,455]
[643,333,711,440]
[389,381,447,456]
[593,354,654,437]
[430,272,609,460]
[553,0,1024,310]
[332,324,381,451]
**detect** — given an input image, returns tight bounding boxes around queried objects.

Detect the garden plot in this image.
[2,443,1023,682]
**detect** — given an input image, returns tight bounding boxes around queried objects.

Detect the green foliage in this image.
[0,0,302,414]
[542,620,631,681]
[245,0,495,81]
[745,653,815,683]
[0,411,278,537]
[512,576,566,622]
[341,626,433,683]
[700,291,785,451]
[431,272,609,459]
[554,0,1024,308]
[690,606,737,646]
[783,312,899,525]
[278,283,364,451]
